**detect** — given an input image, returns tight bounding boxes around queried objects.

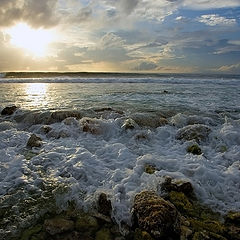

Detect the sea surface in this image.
[0,73,240,238]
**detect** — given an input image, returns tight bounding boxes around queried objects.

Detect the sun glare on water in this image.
[6,23,55,57]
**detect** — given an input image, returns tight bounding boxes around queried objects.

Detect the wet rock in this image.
[225,211,240,226]
[75,214,99,235]
[80,117,102,134]
[160,177,194,198]
[97,193,112,217]
[53,231,85,240]
[122,118,137,130]
[226,225,240,240]
[168,191,194,215]
[44,217,74,235]
[133,228,153,240]
[20,224,42,240]
[192,231,227,240]
[187,144,202,155]
[180,225,192,240]
[49,111,82,124]
[95,228,112,240]
[189,219,225,236]
[1,105,17,115]
[144,164,157,174]
[94,107,113,112]
[26,134,42,148]
[131,113,168,128]
[40,125,52,134]
[132,191,181,239]
[176,124,211,142]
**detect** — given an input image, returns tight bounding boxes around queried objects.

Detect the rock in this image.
[1,106,17,115]
[226,225,240,240]
[187,144,202,155]
[144,164,157,174]
[49,111,82,123]
[52,231,85,240]
[80,117,102,134]
[189,219,225,236]
[168,191,194,215]
[192,231,227,240]
[176,124,211,142]
[95,228,112,240]
[133,229,153,240]
[131,113,168,128]
[97,193,112,217]
[26,134,42,148]
[44,217,74,235]
[132,191,181,239]
[20,224,42,240]
[225,211,240,226]
[40,125,52,134]
[75,214,99,235]
[160,177,194,198]
[122,118,137,130]
[180,225,192,240]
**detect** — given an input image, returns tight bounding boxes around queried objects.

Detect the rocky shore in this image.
[1,106,239,240]
[16,176,240,240]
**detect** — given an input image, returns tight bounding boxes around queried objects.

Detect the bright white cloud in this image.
[197,14,236,26]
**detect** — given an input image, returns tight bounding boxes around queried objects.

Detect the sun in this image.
[6,23,55,57]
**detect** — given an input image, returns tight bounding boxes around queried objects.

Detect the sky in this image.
[0,0,240,73]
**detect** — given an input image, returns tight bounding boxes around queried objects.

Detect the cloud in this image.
[66,6,92,24]
[182,0,240,9]
[197,14,236,26]
[0,0,59,28]
[118,0,140,15]
[214,62,240,73]
[133,61,158,71]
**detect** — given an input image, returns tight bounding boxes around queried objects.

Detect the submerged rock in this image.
[144,164,157,174]
[97,193,112,217]
[122,118,138,130]
[1,105,17,115]
[40,125,52,134]
[187,144,202,155]
[80,117,102,134]
[132,191,181,239]
[176,124,211,142]
[26,134,42,148]
[44,217,74,235]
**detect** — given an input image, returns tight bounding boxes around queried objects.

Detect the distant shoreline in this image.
[2,71,240,79]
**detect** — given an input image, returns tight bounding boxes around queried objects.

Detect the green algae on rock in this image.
[44,217,74,235]
[95,228,112,240]
[187,144,202,155]
[75,214,99,235]
[144,164,157,174]
[132,191,181,239]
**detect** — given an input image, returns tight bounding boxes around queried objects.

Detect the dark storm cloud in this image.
[0,0,59,28]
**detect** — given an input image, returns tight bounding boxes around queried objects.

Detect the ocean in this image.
[0,73,240,238]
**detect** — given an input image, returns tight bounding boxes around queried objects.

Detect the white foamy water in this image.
[0,74,240,238]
